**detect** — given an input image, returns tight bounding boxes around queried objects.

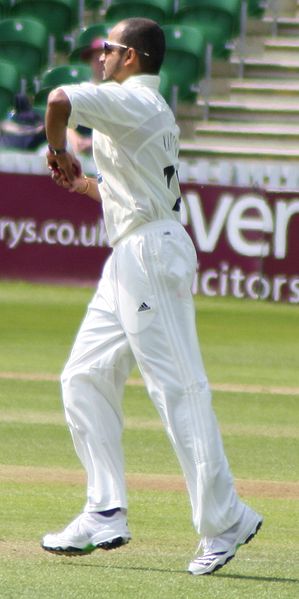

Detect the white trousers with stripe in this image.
[61,220,244,537]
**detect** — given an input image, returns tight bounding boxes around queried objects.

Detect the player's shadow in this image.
[62,561,299,585]
[216,572,299,585]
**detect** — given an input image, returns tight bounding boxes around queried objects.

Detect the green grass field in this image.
[0,281,298,598]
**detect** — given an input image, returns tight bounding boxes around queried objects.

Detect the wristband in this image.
[48,144,67,156]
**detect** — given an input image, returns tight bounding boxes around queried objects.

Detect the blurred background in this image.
[0,0,298,303]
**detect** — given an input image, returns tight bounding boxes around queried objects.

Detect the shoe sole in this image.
[41,535,130,557]
[189,518,263,576]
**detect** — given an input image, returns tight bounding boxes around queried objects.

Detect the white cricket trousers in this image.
[61,219,244,537]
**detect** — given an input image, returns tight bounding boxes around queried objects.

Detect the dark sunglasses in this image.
[103,40,150,57]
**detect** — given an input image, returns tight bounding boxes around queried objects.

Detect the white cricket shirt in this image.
[61,74,181,245]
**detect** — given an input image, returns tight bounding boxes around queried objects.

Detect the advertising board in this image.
[1,174,298,302]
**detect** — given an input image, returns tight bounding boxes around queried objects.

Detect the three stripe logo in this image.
[138,302,151,312]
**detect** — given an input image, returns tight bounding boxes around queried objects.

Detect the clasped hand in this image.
[47,149,85,193]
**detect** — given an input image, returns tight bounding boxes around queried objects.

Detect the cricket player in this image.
[41,17,263,575]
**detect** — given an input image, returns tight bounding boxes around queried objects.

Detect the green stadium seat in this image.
[69,22,112,63]
[11,0,78,44]
[0,59,20,119]
[248,0,265,17]
[176,0,241,57]
[0,18,48,84]
[34,63,91,106]
[105,0,174,24]
[161,24,205,102]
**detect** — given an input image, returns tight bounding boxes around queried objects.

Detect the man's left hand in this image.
[46,150,82,183]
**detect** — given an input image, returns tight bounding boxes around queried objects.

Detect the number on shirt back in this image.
[164,165,181,212]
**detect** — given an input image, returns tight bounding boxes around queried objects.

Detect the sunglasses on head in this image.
[103,40,150,57]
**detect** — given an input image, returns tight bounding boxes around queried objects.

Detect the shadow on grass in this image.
[217,572,299,585]
[61,561,299,584]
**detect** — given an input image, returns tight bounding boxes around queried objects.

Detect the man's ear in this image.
[124,48,140,69]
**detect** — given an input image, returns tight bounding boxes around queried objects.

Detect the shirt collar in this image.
[121,74,160,90]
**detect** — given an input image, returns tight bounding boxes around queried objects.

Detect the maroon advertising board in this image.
[181,183,299,304]
[0,173,110,284]
[1,173,299,303]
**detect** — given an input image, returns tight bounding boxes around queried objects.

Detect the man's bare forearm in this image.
[46,88,71,151]
[46,88,82,181]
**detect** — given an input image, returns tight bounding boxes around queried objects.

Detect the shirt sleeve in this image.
[61,81,146,140]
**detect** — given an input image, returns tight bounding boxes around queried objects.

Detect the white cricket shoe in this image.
[188,507,263,576]
[41,510,131,556]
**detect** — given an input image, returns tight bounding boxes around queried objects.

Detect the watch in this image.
[48,144,67,156]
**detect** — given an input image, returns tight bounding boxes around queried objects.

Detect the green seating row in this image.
[0,0,102,22]
[0,17,48,84]
[0,16,48,118]
[31,23,205,111]
[0,0,80,47]
[10,0,79,45]
[0,0,267,118]
[0,0,82,93]
[0,0,267,42]
[105,0,265,27]
[107,0,265,54]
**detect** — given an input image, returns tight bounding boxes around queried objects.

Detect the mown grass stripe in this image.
[0,410,298,439]
[0,371,298,396]
[0,464,298,499]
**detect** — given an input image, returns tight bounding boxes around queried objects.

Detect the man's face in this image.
[100,24,132,83]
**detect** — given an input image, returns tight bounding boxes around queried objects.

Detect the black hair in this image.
[119,18,165,74]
